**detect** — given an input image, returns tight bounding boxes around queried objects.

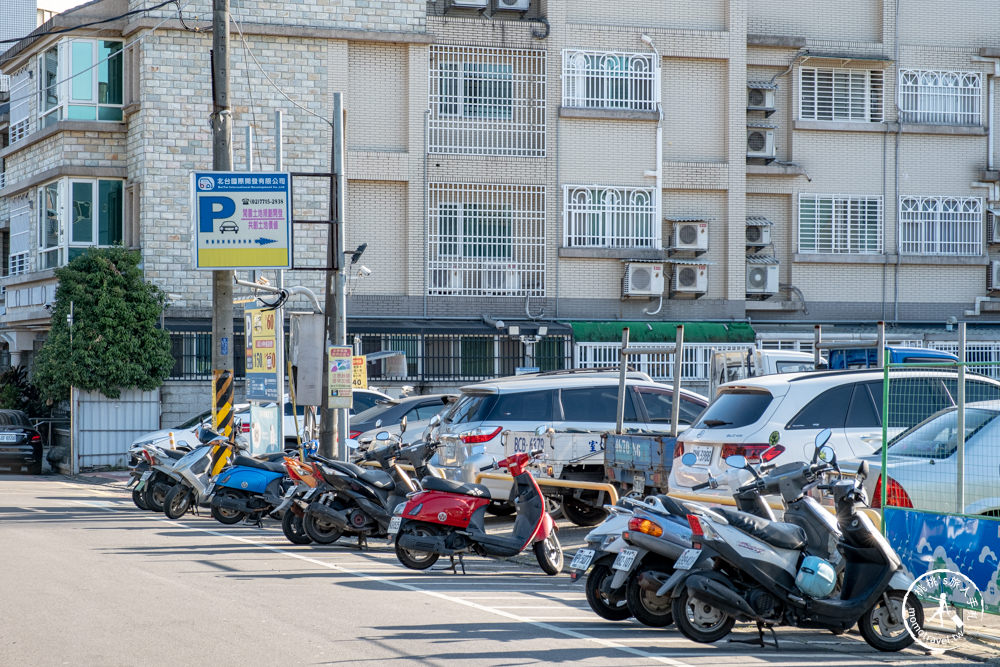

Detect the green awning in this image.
[569,321,755,344]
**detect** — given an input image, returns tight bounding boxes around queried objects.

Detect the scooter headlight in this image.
[393,502,407,515]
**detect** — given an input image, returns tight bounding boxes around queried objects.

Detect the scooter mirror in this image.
[857,459,869,481]
[815,428,832,448]
[376,431,390,441]
[429,414,442,427]
[400,416,407,435]
[817,445,836,464]
[725,454,748,469]
[534,424,551,436]
[680,452,698,466]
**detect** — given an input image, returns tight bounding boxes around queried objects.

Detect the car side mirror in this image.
[725,454,748,470]
[680,452,698,466]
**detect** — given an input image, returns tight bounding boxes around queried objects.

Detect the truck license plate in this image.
[387,516,401,535]
[674,548,701,570]
[569,548,595,571]
[612,548,638,571]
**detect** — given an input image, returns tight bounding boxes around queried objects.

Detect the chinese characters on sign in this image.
[328,346,354,409]
[245,307,278,401]
[352,356,368,389]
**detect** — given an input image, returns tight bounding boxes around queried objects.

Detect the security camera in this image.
[43,303,53,312]
[358,265,372,277]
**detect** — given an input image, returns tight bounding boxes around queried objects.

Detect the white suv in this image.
[436,370,708,502]
[669,369,1000,500]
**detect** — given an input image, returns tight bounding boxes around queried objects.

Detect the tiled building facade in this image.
[4,0,1000,421]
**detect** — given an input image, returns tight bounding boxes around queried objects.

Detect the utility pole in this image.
[211,0,234,437]
[319,93,348,459]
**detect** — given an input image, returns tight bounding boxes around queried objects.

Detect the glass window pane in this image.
[42,48,59,112]
[560,386,637,423]
[71,181,93,243]
[98,107,123,121]
[98,41,123,105]
[489,390,554,422]
[70,41,93,102]
[98,180,123,245]
[67,105,97,120]
[42,183,60,249]
[787,384,853,429]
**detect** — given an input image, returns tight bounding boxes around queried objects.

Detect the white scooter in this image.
[162,426,244,520]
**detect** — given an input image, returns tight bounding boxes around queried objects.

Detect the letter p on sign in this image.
[199,196,236,232]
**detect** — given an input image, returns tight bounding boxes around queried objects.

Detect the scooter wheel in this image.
[143,476,171,513]
[281,509,312,545]
[671,586,735,643]
[164,484,193,520]
[585,561,631,621]
[131,488,149,511]
[303,511,344,545]
[533,532,563,575]
[626,565,674,627]
[394,524,441,570]
[857,590,922,652]
[210,489,248,525]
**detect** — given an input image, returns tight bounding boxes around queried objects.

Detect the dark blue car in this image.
[0,410,43,474]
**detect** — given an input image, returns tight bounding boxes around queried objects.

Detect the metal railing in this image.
[899,69,982,126]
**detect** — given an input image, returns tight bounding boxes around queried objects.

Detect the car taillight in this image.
[30,433,41,443]
[872,475,913,508]
[673,441,684,459]
[628,516,663,537]
[349,431,361,439]
[721,443,784,464]
[241,422,250,433]
[460,426,503,444]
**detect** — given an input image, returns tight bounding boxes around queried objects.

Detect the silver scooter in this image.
[162,426,244,520]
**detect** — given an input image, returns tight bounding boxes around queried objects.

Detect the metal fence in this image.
[880,362,1000,619]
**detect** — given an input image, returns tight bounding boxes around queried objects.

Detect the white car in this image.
[235,388,392,445]
[669,369,1000,501]
[129,405,249,453]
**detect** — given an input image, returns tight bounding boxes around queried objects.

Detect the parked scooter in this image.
[664,430,922,651]
[391,449,563,575]
[162,426,244,520]
[206,452,295,525]
[273,454,325,544]
[129,442,190,512]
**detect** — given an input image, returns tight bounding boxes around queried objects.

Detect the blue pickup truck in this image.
[826,345,957,370]
[603,432,678,496]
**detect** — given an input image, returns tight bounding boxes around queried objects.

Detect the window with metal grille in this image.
[168,331,245,380]
[899,196,982,255]
[429,45,545,156]
[899,70,982,125]
[574,342,753,381]
[799,67,884,122]
[562,49,657,112]
[563,185,658,248]
[428,183,545,297]
[8,198,30,276]
[798,194,882,254]
[8,68,32,144]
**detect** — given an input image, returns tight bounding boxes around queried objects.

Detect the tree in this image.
[0,365,46,416]
[33,247,174,402]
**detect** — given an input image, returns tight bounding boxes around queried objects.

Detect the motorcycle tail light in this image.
[673,441,684,459]
[460,426,503,444]
[350,431,361,439]
[628,517,663,538]
[872,475,913,508]
[687,514,703,537]
[721,443,785,464]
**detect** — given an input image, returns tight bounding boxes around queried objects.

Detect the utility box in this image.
[290,314,324,405]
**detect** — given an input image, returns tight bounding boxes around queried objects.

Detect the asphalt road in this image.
[0,473,992,666]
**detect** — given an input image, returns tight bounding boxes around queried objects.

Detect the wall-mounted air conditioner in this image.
[747,87,776,112]
[747,124,776,159]
[672,264,708,294]
[746,263,779,295]
[991,261,1000,291]
[623,263,665,297]
[452,0,488,7]
[672,222,709,252]
[746,225,772,247]
[496,0,530,9]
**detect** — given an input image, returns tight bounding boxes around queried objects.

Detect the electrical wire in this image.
[232,2,263,169]
[0,0,179,45]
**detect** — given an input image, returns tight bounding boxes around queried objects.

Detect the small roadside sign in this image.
[245,307,279,401]
[191,171,292,269]
[328,346,354,409]
[352,355,368,389]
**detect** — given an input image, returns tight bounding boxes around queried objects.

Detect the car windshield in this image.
[694,390,773,428]
[887,407,998,459]
[353,401,398,423]
[177,410,212,429]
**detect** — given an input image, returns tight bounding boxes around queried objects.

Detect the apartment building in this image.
[3,0,1000,421]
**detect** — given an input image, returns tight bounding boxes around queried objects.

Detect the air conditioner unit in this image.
[747,127,776,159]
[747,88,776,111]
[745,225,772,247]
[672,222,709,251]
[991,261,1000,290]
[672,264,708,294]
[430,267,463,293]
[623,263,665,297]
[452,0,488,7]
[496,0,530,9]
[746,264,779,295]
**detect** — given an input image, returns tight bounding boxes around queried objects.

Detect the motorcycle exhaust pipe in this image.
[685,575,759,622]
[637,570,670,593]
[306,501,351,530]
[396,531,448,554]
[214,495,266,514]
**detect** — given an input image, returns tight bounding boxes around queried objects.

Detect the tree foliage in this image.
[0,366,46,416]
[33,247,174,401]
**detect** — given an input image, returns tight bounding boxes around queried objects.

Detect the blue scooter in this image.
[207,452,294,525]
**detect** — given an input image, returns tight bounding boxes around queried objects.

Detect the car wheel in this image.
[561,498,607,527]
[28,462,42,475]
[486,501,516,517]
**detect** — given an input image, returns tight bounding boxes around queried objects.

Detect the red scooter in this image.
[390,449,563,575]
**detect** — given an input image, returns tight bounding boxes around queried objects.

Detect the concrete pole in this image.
[333,93,349,460]
[211,0,234,437]
[957,322,966,513]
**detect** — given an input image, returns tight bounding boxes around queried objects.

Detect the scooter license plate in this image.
[569,548,595,571]
[282,486,297,499]
[135,470,152,491]
[387,516,401,535]
[674,548,700,570]
[612,548,638,572]
[205,482,215,496]
[304,487,318,500]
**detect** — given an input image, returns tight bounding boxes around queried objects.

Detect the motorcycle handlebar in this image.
[692,481,712,491]
[478,463,496,472]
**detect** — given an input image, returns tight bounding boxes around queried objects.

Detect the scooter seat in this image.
[421,476,491,499]
[651,494,690,518]
[163,449,186,460]
[716,508,806,551]
[358,469,395,490]
[232,455,286,474]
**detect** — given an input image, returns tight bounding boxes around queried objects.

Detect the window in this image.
[428,183,545,297]
[8,198,30,276]
[694,391,773,429]
[787,384,853,429]
[39,182,62,270]
[8,68,32,144]
[899,196,981,256]
[636,388,705,426]
[560,387,638,423]
[798,194,882,254]
[562,49,656,112]
[899,69,981,126]
[799,67,883,122]
[36,38,124,127]
[888,408,997,460]
[35,178,124,269]
[489,390,554,422]
[429,45,545,156]
[563,185,658,249]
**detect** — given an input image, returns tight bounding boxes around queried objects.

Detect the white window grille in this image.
[757,338,816,355]
[562,49,657,112]
[899,196,982,255]
[899,70,981,126]
[563,185,659,249]
[429,45,545,157]
[428,183,545,297]
[798,193,882,254]
[799,67,884,122]
[8,67,32,144]
[574,342,754,382]
[9,198,31,277]
[0,74,9,93]
[929,342,1000,378]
